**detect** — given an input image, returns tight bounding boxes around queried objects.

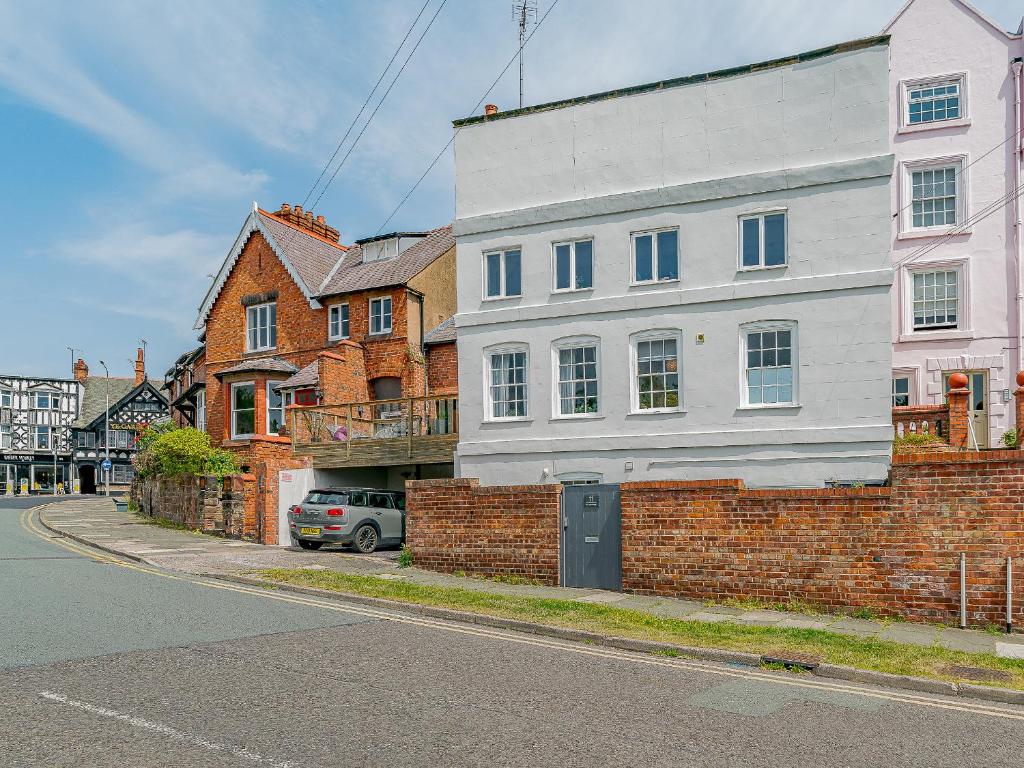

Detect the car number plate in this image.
[299,527,321,535]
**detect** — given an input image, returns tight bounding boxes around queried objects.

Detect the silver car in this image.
[289,487,406,554]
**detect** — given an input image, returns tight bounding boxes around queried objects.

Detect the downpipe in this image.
[1013,60,1023,384]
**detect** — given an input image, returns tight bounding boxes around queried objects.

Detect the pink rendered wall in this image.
[887,0,1023,446]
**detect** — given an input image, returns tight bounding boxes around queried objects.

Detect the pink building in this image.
[886,0,1024,447]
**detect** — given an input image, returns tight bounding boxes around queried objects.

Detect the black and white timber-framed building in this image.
[0,376,80,494]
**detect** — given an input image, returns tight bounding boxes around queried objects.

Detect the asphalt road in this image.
[2,496,1023,767]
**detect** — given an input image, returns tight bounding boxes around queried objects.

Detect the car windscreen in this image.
[303,491,350,505]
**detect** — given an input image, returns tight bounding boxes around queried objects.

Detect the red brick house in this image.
[180,202,458,542]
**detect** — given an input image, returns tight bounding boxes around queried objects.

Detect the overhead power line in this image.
[305,0,449,218]
[374,0,561,236]
[298,0,433,212]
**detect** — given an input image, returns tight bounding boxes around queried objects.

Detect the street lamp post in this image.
[99,360,110,497]
[52,426,58,496]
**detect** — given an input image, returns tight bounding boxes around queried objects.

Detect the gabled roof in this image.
[75,378,167,429]
[883,0,1021,38]
[213,357,299,378]
[423,316,456,345]
[194,207,348,330]
[317,225,454,297]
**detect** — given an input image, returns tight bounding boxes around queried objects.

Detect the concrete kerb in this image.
[201,572,1024,707]
[35,502,146,564]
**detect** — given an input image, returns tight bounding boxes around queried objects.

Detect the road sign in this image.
[101,459,112,472]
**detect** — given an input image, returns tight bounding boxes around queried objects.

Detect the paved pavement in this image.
[40,496,1024,659]
[3,495,1024,766]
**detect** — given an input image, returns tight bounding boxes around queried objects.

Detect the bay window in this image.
[231,382,256,438]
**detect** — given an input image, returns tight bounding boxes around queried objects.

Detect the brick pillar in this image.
[947,372,970,449]
[1015,371,1024,448]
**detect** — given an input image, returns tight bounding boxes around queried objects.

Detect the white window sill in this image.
[897,118,971,135]
[483,417,532,424]
[367,331,393,337]
[737,264,787,273]
[549,413,604,422]
[737,403,801,411]
[897,227,971,241]
[245,348,277,354]
[630,279,680,288]
[898,329,974,342]
[627,408,686,416]
[482,294,522,303]
[551,287,594,295]
[328,336,351,343]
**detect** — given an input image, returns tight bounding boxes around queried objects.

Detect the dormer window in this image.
[359,233,428,263]
[246,302,277,352]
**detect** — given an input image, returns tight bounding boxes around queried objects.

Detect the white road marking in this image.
[39,692,299,767]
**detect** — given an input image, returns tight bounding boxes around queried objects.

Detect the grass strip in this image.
[256,568,1024,691]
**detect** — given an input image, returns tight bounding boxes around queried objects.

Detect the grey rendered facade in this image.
[452,38,896,488]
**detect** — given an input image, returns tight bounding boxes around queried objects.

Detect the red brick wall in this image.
[408,453,1024,626]
[426,341,458,395]
[406,478,562,584]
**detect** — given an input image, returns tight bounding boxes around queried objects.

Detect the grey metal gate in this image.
[561,484,621,590]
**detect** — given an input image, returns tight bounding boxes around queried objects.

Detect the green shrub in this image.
[892,432,943,454]
[398,545,414,568]
[136,426,240,479]
[1002,428,1019,449]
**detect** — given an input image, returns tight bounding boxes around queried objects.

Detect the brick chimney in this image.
[271,203,340,243]
[134,347,145,387]
[73,358,89,382]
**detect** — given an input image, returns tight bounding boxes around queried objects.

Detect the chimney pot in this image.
[294,205,303,216]
[316,215,325,224]
[280,203,291,213]
[484,104,498,116]
[134,347,146,387]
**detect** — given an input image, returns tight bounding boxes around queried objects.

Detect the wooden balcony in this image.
[288,396,458,469]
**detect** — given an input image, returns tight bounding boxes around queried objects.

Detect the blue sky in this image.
[1,0,1019,380]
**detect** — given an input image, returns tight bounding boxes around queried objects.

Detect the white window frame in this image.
[33,425,51,450]
[551,238,595,293]
[328,303,350,340]
[630,227,680,286]
[739,321,799,409]
[899,155,967,236]
[0,388,11,408]
[484,343,530,422]
[266,381,284,436]
[629,329,684,414]
[892,374,914,408]
[196,390,206,432]
[901,258,970,339]
[737,209,787,270]
[0,424,10,449]
[899,73,968,131]
[482,247,523,300]
[368,296,393,335]
[230,381,256,439]
[551,336,601,420]
[555,471,603,486]
[246,301,277,352]
[32,391,56,410]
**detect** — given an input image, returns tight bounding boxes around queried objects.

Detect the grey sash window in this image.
[740,212,786,268]
[633,229,678,283]
[246,303,277,351]
[911,168,957,228]
[553,239,594,291]
[370,297,392,334]
[231,383,256,437]
[745,329,794,405]
[557,344,598,416]
[912,270,958,329]
[908,80,961,124]
[636,338,679,410]
[267,383,284,435]
[485,249,522,298]
[329,304,350,339]
[489,351,527,418]
[892,377,911,407]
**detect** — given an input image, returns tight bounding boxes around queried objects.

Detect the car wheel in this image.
[352,524,378,554]
[297,540,323,550]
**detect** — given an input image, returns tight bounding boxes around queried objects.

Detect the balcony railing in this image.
[288,396,458,468]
